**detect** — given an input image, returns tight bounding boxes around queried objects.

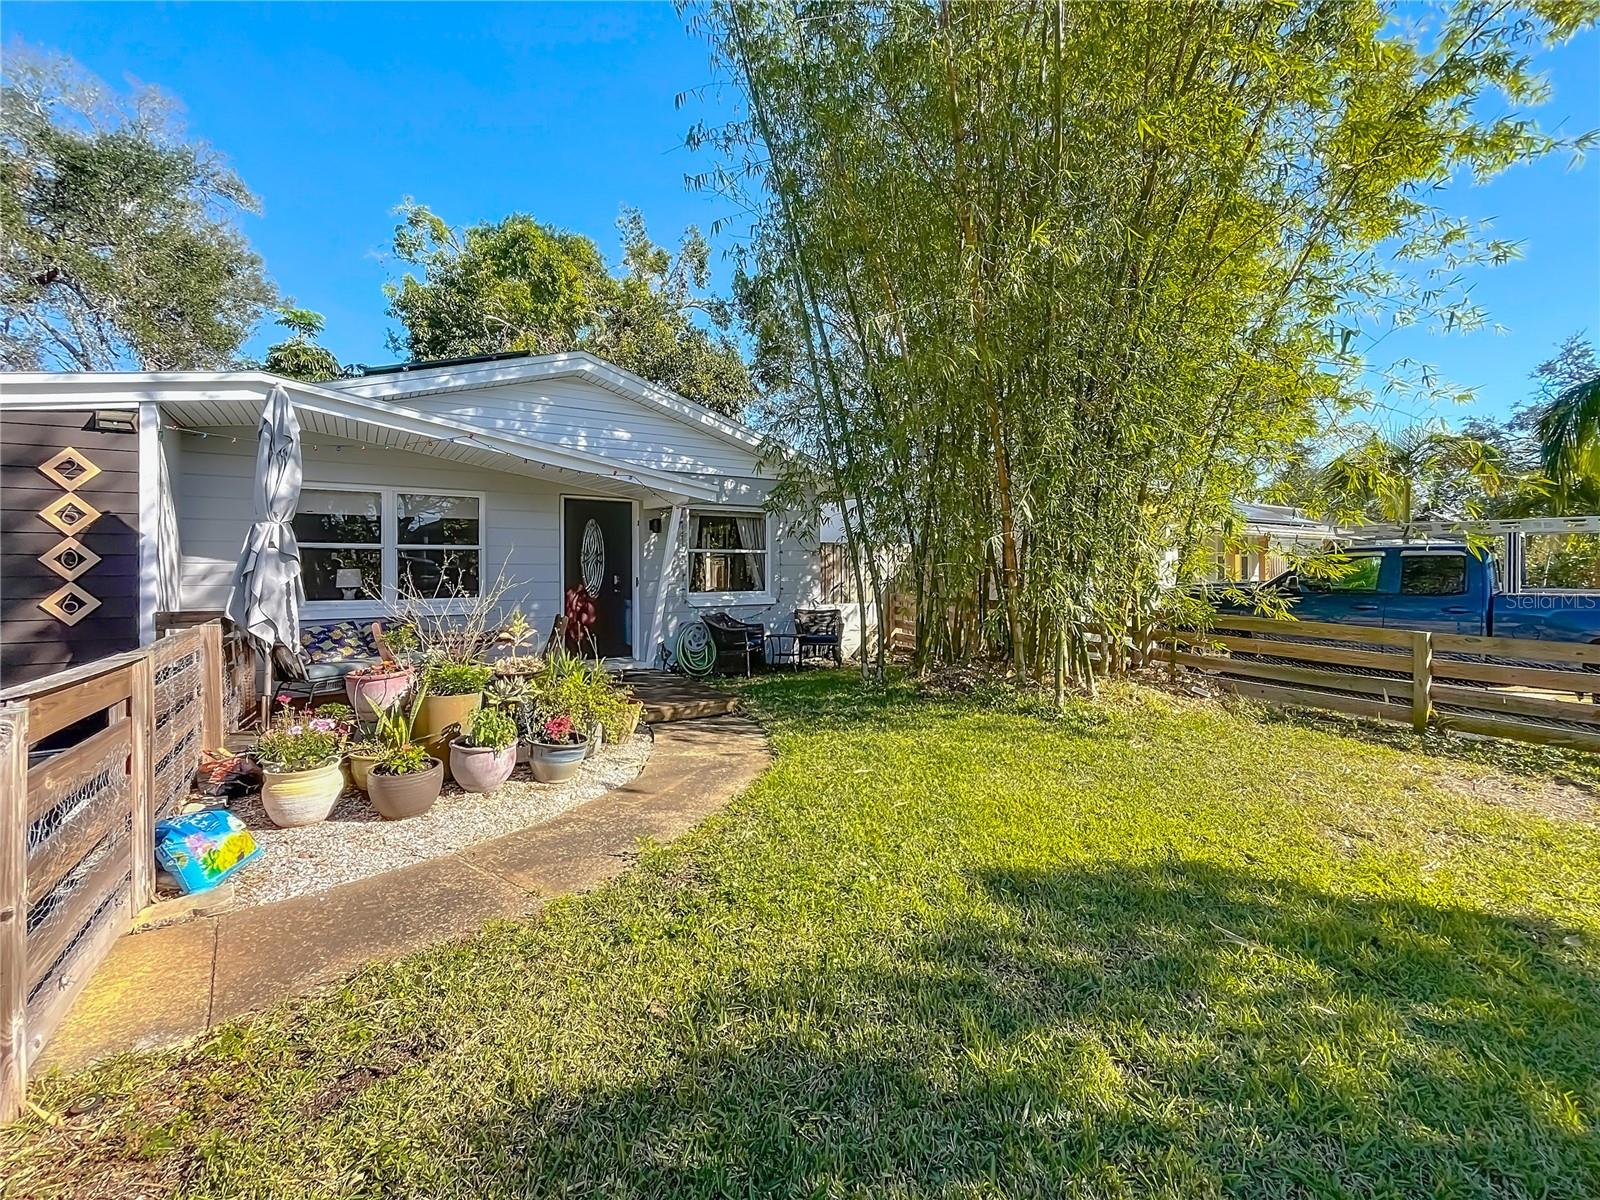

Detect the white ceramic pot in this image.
[260,760,344,827]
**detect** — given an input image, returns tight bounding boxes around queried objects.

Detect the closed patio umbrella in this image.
[226,384,305,714]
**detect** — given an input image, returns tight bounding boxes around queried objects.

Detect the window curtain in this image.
[735,515,766,590]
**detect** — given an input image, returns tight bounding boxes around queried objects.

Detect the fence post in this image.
[129,656,155,911]
[0,702,30,1123]
[1411,630,1433,733]
[200,621,225,749]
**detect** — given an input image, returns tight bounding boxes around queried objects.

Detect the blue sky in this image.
[5,2,1597,424]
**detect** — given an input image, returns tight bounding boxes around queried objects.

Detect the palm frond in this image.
[1537,377,1600,495]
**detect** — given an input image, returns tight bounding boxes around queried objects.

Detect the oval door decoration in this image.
[580,519,606,595]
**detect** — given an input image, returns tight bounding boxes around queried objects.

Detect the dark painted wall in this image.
[1,408,142,688]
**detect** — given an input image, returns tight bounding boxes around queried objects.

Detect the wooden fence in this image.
[0,622,225,1120]
[1161,615,1600,752]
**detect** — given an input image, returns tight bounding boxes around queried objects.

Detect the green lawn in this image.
[5,673,1599,1199]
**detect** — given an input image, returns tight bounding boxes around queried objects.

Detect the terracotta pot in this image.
[346,665,415,720]
[450,740,517,794]
[367,757,443,820]
[347,749,382,792]
[260,761,344,827]
[526,738,588,784]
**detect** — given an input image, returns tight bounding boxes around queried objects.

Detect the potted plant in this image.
[365,685,443,819]
[522,713,589,784]
[346,737,384,792]
[487,675,537,764]
[256,702,349,827]
[492,609,544,679]
[368,743,444,820]
[450,706,518,794]
[346,659,416,720]
[416,662,492,742]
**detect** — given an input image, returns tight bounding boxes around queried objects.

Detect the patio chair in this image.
[275,619,388,704]
[794,607,845,667]
[701,611,767,677]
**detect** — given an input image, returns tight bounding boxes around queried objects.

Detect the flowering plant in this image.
[256,704,347,773]
[528,713,585,747]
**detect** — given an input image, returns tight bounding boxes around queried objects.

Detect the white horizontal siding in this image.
[394,378,763,479]
[170,430,843,663]
[638,479,854,661]
[171,430,565,637]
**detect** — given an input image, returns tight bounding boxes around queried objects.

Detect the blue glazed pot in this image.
[525,737,588,784]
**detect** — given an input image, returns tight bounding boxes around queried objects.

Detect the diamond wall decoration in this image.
[38,536,102,582]
[38,583,102,627]
[39,492,103,535]
[38,447,102,491]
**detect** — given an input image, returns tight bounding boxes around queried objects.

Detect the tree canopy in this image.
[261,305,344,383]
[0,45,274,371]
[384,202,755,417]
[693,0,1595,683]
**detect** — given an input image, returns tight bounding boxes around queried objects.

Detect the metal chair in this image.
[794,607,845,667]
[701,612,767,676]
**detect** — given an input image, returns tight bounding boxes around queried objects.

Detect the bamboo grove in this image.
[687,0,1596,686]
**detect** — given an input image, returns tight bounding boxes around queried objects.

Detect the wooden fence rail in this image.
[1160,614,1600,753]
[0,622,225,1121]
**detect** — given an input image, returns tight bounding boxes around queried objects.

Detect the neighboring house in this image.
[1207,502,1337,582]
[0,350,859,687]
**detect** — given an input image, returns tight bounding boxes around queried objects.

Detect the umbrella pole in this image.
[260,648,273,729]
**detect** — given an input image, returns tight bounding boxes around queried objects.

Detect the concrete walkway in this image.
[40,715,770,1073]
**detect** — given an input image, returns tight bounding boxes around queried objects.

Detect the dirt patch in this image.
[1442,770,1600,826]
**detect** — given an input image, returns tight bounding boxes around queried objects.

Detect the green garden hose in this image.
[674,622,716,677]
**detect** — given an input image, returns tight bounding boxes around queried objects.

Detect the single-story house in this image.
[1206,502,1337,582]
[0,350,862,687]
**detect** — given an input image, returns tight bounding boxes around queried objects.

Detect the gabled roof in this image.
[322,350,765,457]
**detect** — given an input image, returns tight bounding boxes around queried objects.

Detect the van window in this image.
[1400,554,1467,596]
[1303,555,1382,594]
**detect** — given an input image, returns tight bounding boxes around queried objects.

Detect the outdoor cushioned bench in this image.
[276,619,388,703]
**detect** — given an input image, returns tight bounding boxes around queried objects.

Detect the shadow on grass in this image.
[443,859,1598,1198]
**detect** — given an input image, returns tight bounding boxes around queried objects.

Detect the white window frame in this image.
[299,482,487,617]
[685,507,775,607]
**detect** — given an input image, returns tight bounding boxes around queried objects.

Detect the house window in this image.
[295,486,484,608]
[398,492,481,599]
[688,511,770,598]
[295,489,383,602]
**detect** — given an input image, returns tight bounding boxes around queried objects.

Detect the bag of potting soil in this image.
[154,809,262,894]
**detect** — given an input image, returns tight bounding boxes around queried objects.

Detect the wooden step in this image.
[624,670,740,724]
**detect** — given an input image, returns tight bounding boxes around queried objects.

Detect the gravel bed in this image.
[224,734,652,908]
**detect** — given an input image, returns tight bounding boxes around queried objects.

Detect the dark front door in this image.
[563,498,633,658]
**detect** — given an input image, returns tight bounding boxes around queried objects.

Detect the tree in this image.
[262,305,343,383]
[0,45,274,371]
[1321,423,1505,528]
[692,0,1594,686]
[1531,335,1600,501]
[384,202,755,417]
